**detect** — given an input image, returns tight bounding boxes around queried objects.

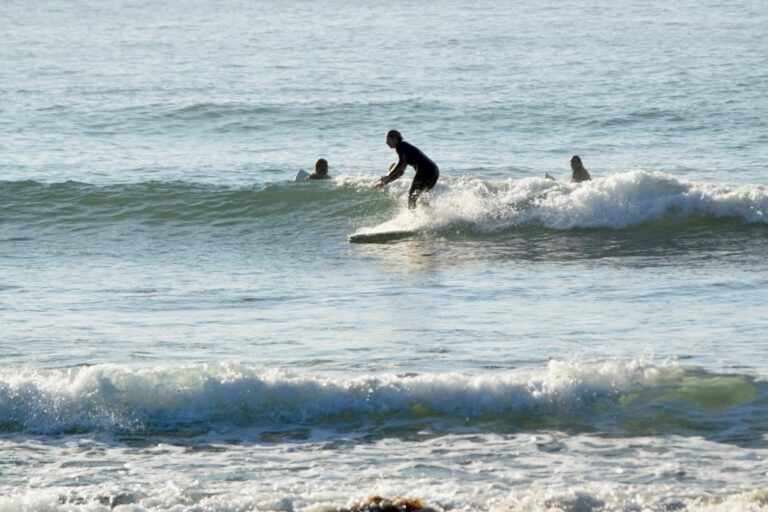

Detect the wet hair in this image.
[570,155,582,166]
[387,130,403,142]
[314,158,328,175]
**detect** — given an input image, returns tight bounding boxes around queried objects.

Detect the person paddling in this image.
[376,130,439,209]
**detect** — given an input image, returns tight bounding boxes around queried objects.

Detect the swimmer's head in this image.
[570,155,583,169]
[314,158,328,176]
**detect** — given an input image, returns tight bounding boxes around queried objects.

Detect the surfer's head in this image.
[386,130,402,148]
[314,158,328,176]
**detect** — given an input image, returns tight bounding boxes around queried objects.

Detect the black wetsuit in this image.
[395,141,439,209]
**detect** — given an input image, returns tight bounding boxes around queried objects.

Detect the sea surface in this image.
[1,0,767,510]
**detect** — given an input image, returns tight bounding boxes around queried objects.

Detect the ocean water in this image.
[1,0,767,510]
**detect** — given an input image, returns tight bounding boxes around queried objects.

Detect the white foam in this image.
[495,485,768,512]
[353,171,768,234]
[1,459,766,512]
[0,358,759,434]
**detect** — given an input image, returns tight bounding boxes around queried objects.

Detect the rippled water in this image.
[2,0,768,510]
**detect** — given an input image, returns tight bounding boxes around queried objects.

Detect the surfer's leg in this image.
[408,168,439,209]
[427,167,439,189]
[408,181,424,209]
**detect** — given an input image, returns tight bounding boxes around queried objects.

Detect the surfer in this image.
[570,155,591,183]
[308,158,331,180]
[376,130,439,209]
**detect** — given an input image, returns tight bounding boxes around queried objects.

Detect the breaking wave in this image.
[1,359,764,440]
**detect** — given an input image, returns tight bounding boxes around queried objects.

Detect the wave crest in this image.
[355,171,768,236]
[0,360,762,438]
[2,172,766,234]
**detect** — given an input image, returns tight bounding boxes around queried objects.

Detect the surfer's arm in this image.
[376,161,406,187]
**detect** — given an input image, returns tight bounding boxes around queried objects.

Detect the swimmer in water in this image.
[308,158,331,180]
[570,155,591,183]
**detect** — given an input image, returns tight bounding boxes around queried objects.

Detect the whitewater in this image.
[3,0,768,510]
[3,171,767,511]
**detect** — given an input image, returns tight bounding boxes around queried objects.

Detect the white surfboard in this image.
[295,170,310,182]
[348,229,416,244]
